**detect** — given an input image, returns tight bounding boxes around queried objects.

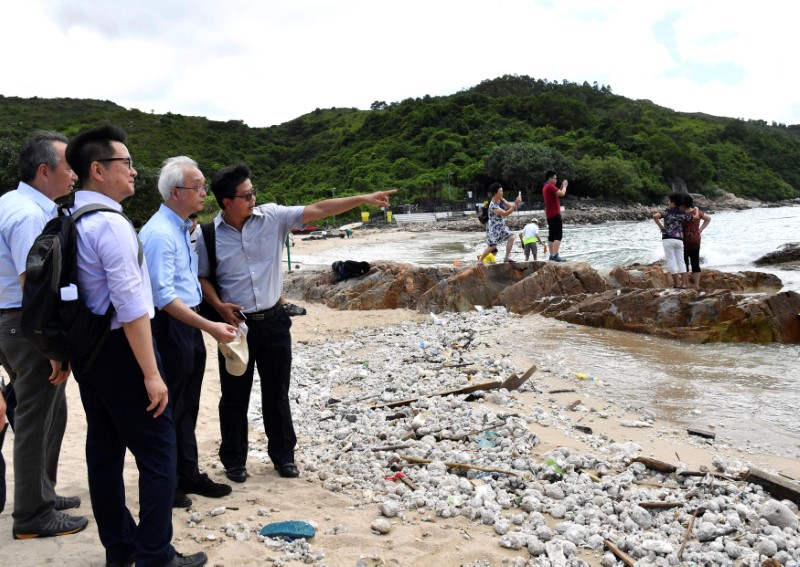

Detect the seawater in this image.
[292,206,800,457]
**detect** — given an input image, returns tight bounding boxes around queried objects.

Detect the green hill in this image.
[2,74,799,225]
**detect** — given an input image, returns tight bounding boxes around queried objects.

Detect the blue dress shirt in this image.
[71,190,154,329]
[139,204,202,310]
[0,182,58,308]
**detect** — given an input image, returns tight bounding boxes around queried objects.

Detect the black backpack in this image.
[21,204,142,367]
[478,206,489,224]
[331,260,370,283]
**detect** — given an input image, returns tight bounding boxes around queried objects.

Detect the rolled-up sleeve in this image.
[93,216,151,323]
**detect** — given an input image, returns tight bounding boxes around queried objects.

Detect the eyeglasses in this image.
[97,157,133,170]
[233,190,256,201]
[176,185,209,193]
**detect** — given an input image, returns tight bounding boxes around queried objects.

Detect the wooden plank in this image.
[630,456,677,473]
[741,467,800,505]
[687,427,716,439]
[369,364,535,410]
[639,501,686,509]
[603,539,635,567]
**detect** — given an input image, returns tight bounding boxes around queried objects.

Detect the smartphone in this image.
[233,310,246,321]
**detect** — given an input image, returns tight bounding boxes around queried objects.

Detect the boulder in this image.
[754,242,800,266]
[283,261,800,344]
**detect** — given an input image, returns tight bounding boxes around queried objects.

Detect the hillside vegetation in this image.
[2,75,799,225]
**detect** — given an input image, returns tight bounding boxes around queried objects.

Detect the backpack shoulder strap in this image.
[200,222,217,282]
[68,204,143,266]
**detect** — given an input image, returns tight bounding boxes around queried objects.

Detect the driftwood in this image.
[399,454,520,477]
[369,364,536,410]
[679,507,706,559]
[740,467,800,505]
[687,427,716,439]
[639,501,686,509]
[630,456,677,473]
[603,539,635,567]
[371,443,411,452]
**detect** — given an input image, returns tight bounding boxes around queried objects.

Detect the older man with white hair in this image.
[139,156,237,509]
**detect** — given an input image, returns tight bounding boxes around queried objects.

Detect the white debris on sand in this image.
[224,308,799,565]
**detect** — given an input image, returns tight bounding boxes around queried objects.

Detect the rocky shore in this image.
[392,194,800,234]
[285,260,800,344]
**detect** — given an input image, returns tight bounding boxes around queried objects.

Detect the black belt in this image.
[0,308,21,317]
[247,303,281,321]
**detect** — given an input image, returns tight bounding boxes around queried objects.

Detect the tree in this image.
[484,143,576,193]
[0,138,19,196]
[577,156,642,203]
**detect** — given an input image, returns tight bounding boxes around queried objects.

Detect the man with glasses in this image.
[196,163,394,483]
[0,131,87,539]
[139,157,237,510]
[65,125,206,567]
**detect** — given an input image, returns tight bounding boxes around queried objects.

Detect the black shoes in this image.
[225,466,247,483]
[274,462,300,478]
[166,552,208,567]
[180,473,232,498]
[13,510,89,539]
[55,495,81,511]
[107,551,206,567]
[173,489,192,508]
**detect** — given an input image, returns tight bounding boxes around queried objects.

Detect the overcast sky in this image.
[1,1,797,128]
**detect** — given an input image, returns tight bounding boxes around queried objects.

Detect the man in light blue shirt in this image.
[196,162,394,483]
[66,125,207,567]
[140,156,236,509]
[0,131,87,540]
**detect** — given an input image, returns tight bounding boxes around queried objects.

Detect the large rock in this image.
[298,261,457,310]
[754,242,800,266]
[283,261,800,344]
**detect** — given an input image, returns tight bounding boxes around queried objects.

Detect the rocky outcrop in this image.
[283,261,800,344]
[300,262,458,310]
[754,242,800,266]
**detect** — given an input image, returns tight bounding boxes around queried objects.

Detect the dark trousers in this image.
[73,329,176,567]
[152,310,206,487]
[0,311,66,531]
[684,248,701,273]
[218,308,296,469]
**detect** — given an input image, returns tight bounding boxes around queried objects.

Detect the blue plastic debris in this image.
[259,520,315,541]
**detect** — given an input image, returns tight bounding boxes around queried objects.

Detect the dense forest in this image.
[2,74,799,226]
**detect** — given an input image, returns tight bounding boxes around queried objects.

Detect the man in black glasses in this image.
[139,156,237,509]
[196,163,394,483]
[65,125,207,567]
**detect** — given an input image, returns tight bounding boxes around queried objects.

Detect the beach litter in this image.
[259,520,315,541]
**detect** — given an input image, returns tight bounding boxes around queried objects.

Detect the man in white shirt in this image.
[0,131,87,540]
[65,125,206,567]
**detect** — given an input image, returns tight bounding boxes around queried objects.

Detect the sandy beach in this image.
[1,227,798,566]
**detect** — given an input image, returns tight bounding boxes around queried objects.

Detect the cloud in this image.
[1,0,797,127]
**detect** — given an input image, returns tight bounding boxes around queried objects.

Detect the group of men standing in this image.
[0,125,393,567]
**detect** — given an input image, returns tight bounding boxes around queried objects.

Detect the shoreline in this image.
[1,238,798,565]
